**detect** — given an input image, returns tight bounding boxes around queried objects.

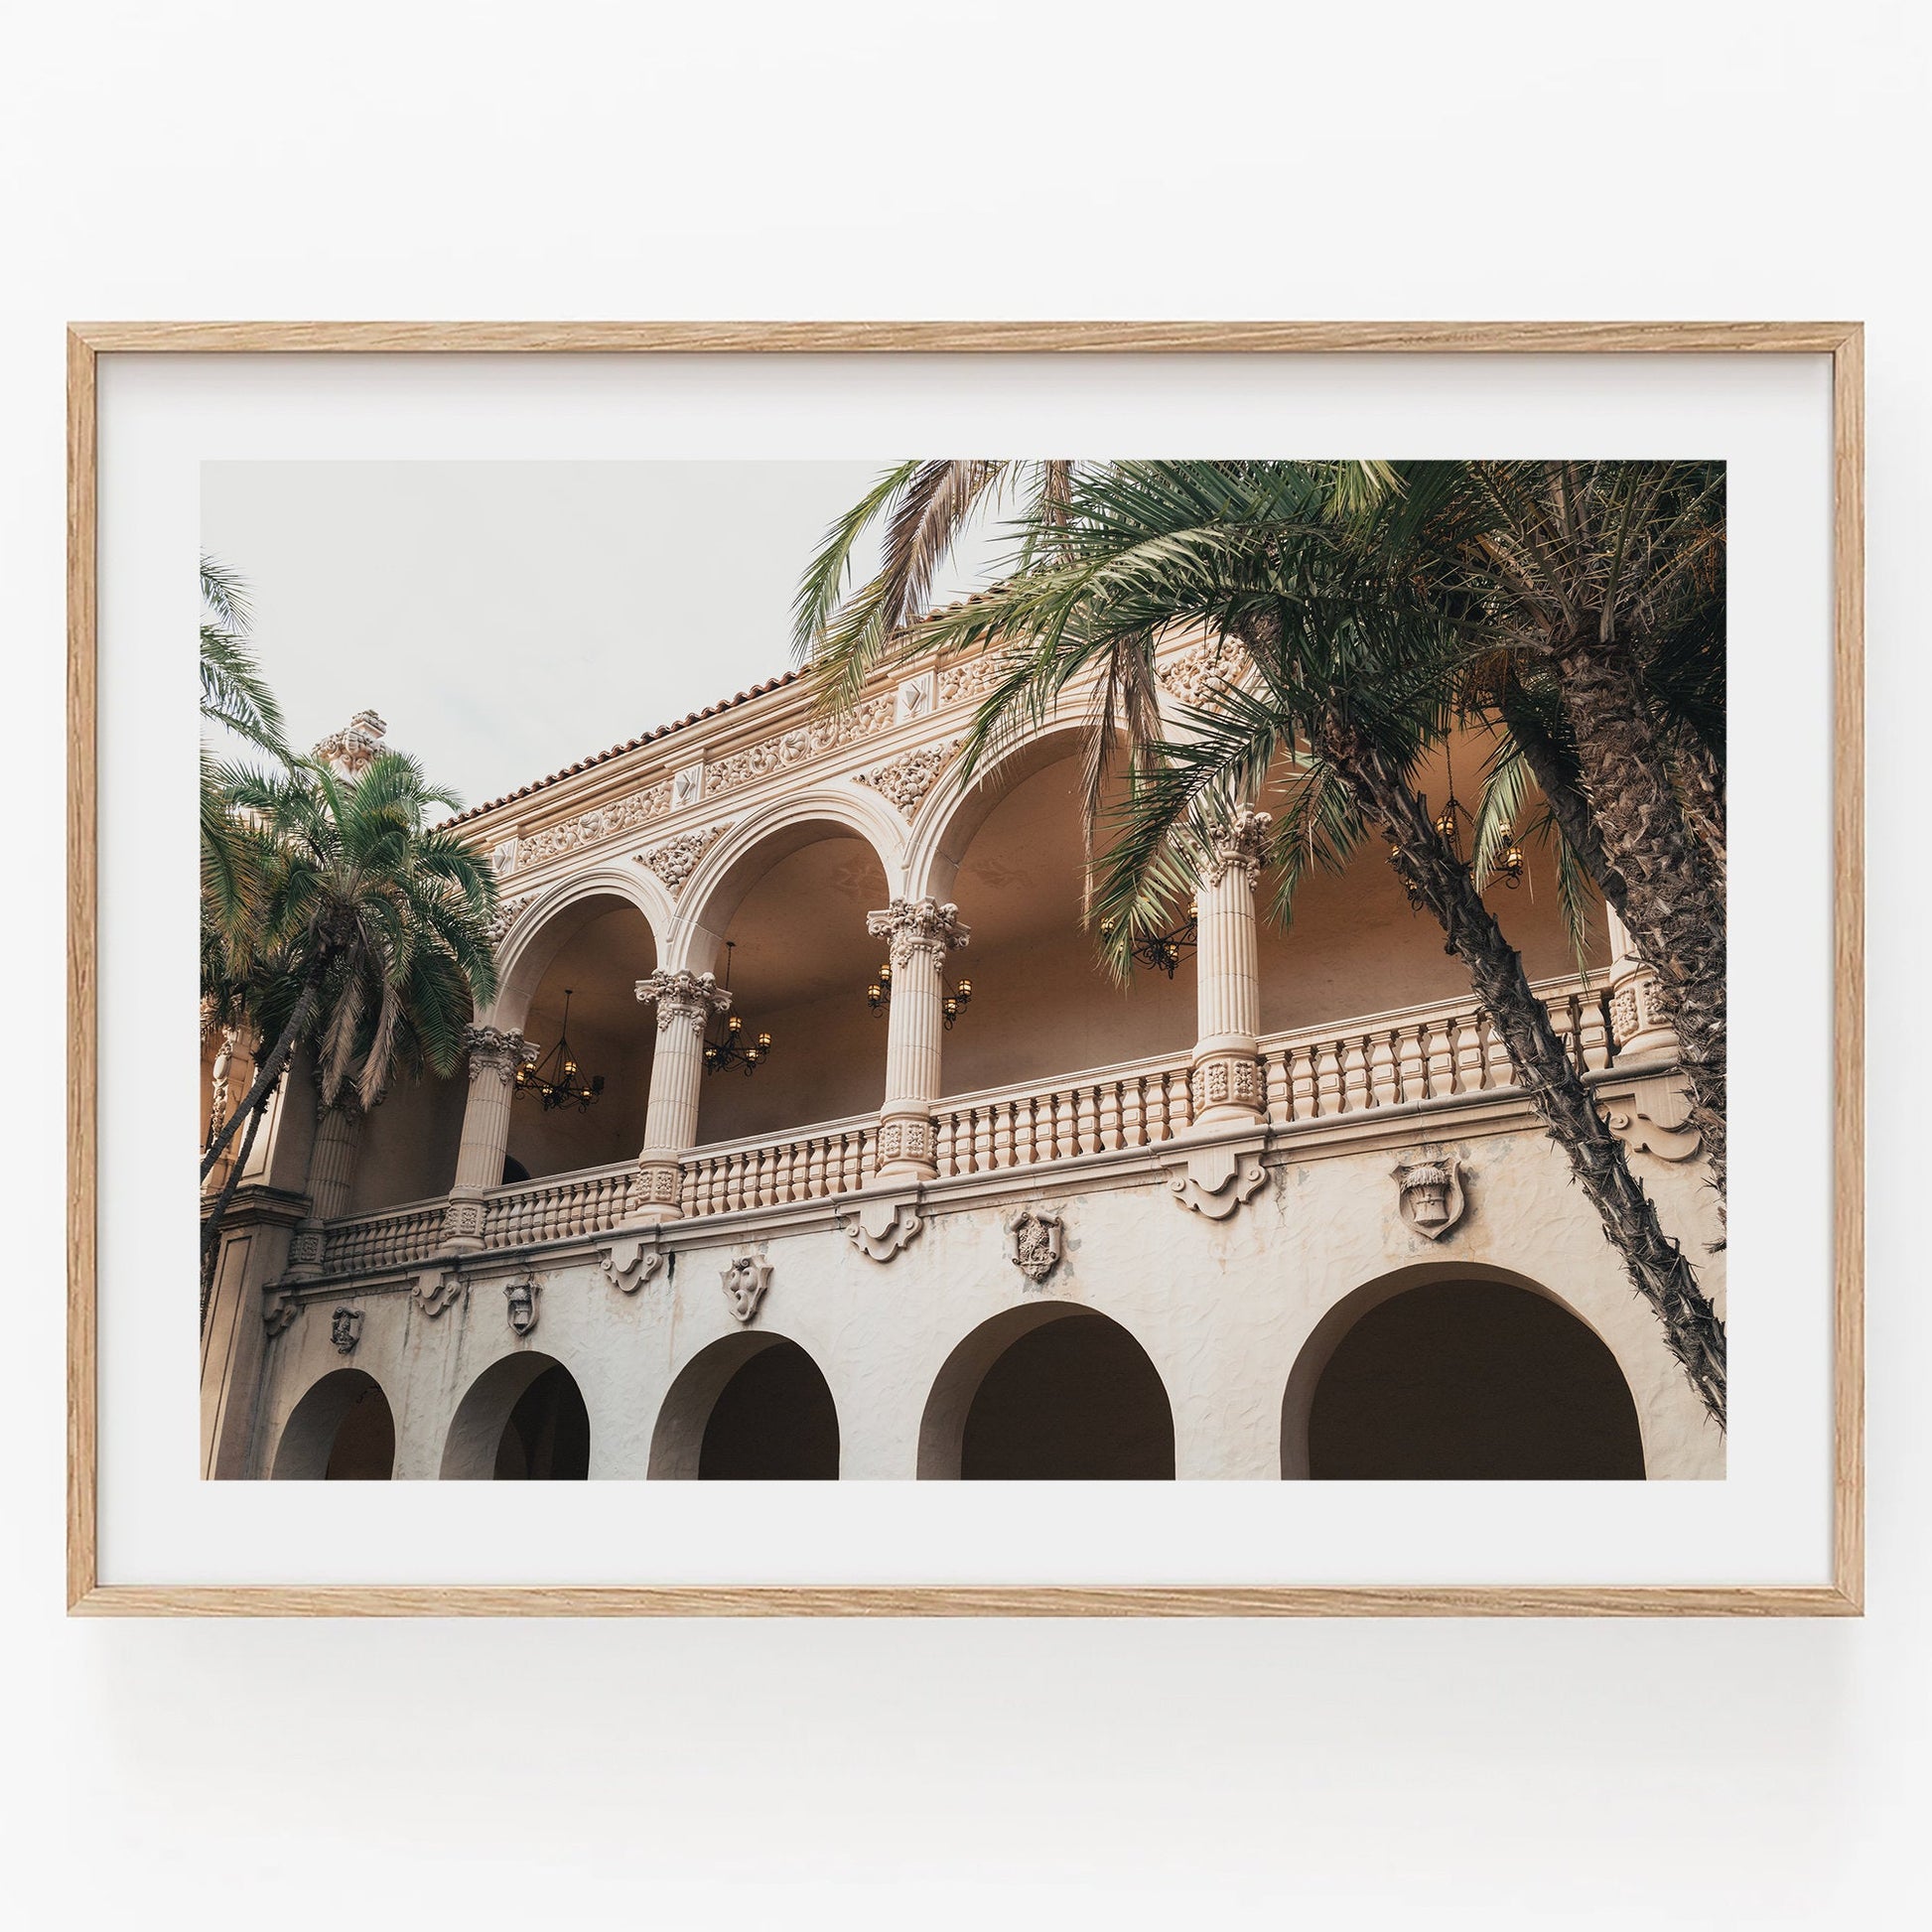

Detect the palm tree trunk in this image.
[200,972,321,1180]
[1672,728,1727,884]
[1547,631,1727,1206]
[199,1087,271,1323]
[1330,726,1727,1428]
[1497,693,1627,916]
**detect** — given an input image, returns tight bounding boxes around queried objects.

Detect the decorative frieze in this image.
[856,739,961,820]
[936,653,1006,709]
[1395,1155,1466,1240]
[331,1307,363,1354]
[1007,1207,1064,1283]
[636,824,730,896]
[486,894,535,944]
[703,693,897,800]
[509,780,674,874]
[721,1256,771,1324]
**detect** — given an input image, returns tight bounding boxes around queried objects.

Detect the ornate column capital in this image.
[635,969,732,1031]
[866,897,971,968]
[462,1025,535,1081]
[1204,808,1274,889]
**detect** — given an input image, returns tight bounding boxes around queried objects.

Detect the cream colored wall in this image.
[348,1075,468,1212]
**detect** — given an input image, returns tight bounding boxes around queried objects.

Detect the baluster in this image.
[1067,1084,1090,1155]
[844,1131,865,1194]
[1120,1076,1146,1149]
[1481,1011,1512,1088]
[991,1100,1014,1171]
[1008,1096,1032,1166]
[1171,1067,1195,1134]
[1312,1040,1341,1116]
[1337,1035,1367,1112]
[1394,1025,1423,1105]
[1457,1014,1489,1093]
[802,1137,824,1200]
[861,1128,879,1184]
[970,1107,992,1173]
[1263,1050,1289,1126]
[1422,1019,1453,1098]
[1367,1032,1397,1109]
[1098,1081,1121,1152]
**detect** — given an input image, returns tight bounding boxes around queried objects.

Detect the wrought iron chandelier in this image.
[866,956,974,1030]
[704,941,773,1075]
[1388,742,1526,909]
[515,989,605,1112]
[1099,899,1199,979]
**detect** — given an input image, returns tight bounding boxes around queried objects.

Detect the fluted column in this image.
[442,1026,533,1251]
[284,1093,365,1279]
[1604,903,1679,1065]
[867,897,970,1181]
[631,969,731,1220]
[1189,808,1271,1128]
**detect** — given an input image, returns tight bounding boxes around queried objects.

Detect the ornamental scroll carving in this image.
[865,897,971,970]
[936,653,1006,709]
[721,1255,771,1324]
[600,1238,666,1293]
[845,1196,924,1263]
[412,1267,463,1316]
[486,894,535,944]
[855,739,960,820]
[331,1308,363,1354]
[1158,636,1248,709]
[636,824,730,896]
[1007,1207,1064,1284]
[1167,1143,1268,1220]
[636,969,732,1032]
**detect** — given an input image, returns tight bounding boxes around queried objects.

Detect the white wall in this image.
[5,5,1925,1929]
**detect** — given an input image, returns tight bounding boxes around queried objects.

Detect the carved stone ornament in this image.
[636,969,732,1031]
[331,1307,363,1354]
[1007,1207,1064,1283]
[877,1117,932,1165]
[412,1266,463,1316]
[1204,807,1274,888]
[855,739,961,820]
[601,1238,666,1294]
[866,897,971,968]
[486,893,535,944]
[630,1161,682,1208]
[285,1226,327,1273]
[1157,635,1248,709]
[1167,1142,1269,1220]
[897,672,934,722]
[845,1195,924,1263]
[504,1278,540,1336]
[672,762,705,808]
[637,824,730,896]
[721,1255,771,1324]
[1395,1155,1466,1240]
[1604,1078,1703,1163]
[463,1026,534,1081]
[310,708,387,777]
[263,1286,303,1334]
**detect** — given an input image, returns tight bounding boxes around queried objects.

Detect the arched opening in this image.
[1283,1269,1645,1479]
[442,1351,592,1479]
[1252,728,1608,1036]
[919,1303,1174,1479]
[681,817,894,1147]
[648,1332,841,1478]
[270,1367,396,1479]
[506,897,660,1180]
[925,742,1193,1098]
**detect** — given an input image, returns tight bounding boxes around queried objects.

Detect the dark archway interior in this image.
[1309,1281,1645,1479]
[324,1380,396,1479]
[699,1340,841,1478]
[961,1311,1175,1479]
[493,1362,592,1479]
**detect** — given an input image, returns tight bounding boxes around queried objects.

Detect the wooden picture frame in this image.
[68,320,1864,1616]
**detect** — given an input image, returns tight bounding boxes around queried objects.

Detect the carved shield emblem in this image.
[1007,1208,1064,1284]
[1394,1156,1466,1241]
[721,1256,771,1324]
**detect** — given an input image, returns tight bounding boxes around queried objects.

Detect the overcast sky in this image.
[202,462,1006,808]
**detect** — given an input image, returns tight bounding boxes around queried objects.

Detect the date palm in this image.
[801,459,1726,1426]
[199,749,500,1270]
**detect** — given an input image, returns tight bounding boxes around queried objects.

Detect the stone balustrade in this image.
[306,975,1625,1281]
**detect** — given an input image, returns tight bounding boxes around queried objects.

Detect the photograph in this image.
[196,455,1731,1486]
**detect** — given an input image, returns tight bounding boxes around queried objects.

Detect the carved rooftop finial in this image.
[311,709,389,777]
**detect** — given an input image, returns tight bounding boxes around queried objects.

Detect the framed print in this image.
[68,321,1863,1614]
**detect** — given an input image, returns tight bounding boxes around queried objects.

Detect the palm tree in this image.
[1366,464,1728,1201]
[199,750,500,1270]
[799,460,1726,1426]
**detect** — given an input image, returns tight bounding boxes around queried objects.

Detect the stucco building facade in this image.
[200,629,1725,1482]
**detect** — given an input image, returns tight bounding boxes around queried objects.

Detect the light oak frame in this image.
[68,320,1864,1616]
